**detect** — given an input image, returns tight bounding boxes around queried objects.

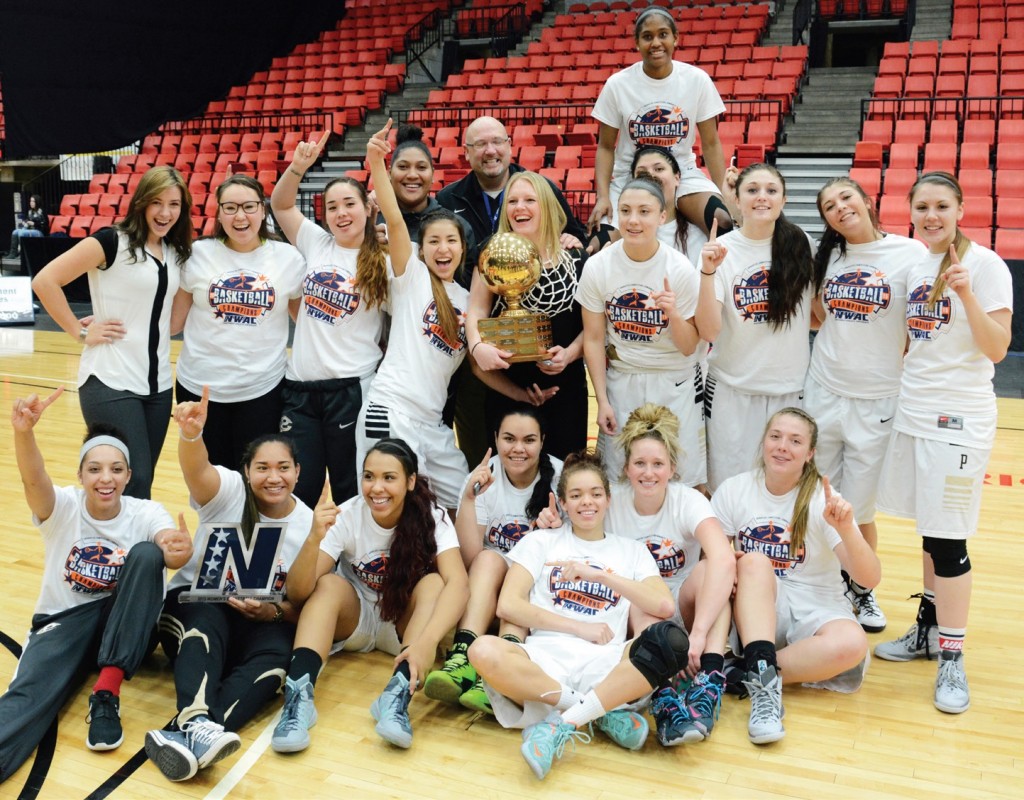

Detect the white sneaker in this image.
[846,586,887,633]
[934,652,970,714]
[743,663,784,744]
[874,623,939,661]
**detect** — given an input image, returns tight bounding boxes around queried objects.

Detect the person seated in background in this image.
[5,194,47,259]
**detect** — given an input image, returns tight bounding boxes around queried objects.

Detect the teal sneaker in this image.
[271,674,317,753]
[594,708,649,751]
[370,673,413,748]
[424,645,477,705]
[676,670,724,742]
[520,711,591,780]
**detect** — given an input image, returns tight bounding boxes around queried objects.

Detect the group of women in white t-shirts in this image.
[25,111,1012,785]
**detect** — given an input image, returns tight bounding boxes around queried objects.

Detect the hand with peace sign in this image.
[311,478,340,542]
[173,384,209,442]
[289,130,331,176]
[649,275,678,320]
[463,447,495,503]
[821,475,853,529]
[534,491,561,529]
[700,218,727,276]
[11,386,65,432]
[943,244,972,299]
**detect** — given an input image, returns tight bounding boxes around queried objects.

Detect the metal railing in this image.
[404,7,446,83]
[441,4,528,54]
[860,95,1024,125]
[160,111,332,137]
[21,146,138,223]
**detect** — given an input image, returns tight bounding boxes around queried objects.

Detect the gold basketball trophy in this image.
[477,232,553,362]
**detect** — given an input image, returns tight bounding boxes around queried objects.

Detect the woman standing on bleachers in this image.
[32,166,193,499]
[874,172,1013,715]
[590,5,732,238]
[271,131,389,509]
[465,172,588,460]
[171,175,305,471]
[695,163,816,493]
[804,177,926,634]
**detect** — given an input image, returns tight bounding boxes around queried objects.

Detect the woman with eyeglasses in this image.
[171,175,306,470]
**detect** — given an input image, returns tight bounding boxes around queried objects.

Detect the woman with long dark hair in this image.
[172,174,305,470]
[270,438,468,752]
[143,387,313,782]
[33,166,194,498]
[696,163,816,491]
[271,131,389,508]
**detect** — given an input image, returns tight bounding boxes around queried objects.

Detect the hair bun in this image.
[396,124,424,145]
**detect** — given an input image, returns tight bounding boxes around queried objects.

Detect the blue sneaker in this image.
[594,708,648,751]
[675,670,724,743]
[145,716,239,780]
[271,674,318,753]
[520,711,591,780]
[650,686,689,747]
[370,673,413,748]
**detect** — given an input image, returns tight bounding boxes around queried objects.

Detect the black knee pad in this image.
[923,536,971,577]
[628,621,689,689]
[704,194,733,233]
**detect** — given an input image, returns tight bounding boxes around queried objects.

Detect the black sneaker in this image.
[86,690,124,750]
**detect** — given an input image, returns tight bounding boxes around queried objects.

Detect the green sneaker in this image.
[424,646,477,705]
[458,676,494,715]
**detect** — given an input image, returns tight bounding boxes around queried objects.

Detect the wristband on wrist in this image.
[270,602,284,623]
[179,428,203,443]
[78,328,88,341]
[700,269,717,276]
[289,168,304,178]
[470,341,483,355]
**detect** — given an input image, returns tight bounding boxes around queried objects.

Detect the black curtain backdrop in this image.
[0,1,344,159]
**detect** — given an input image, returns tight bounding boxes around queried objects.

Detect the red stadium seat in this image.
[853,141,884,168]
[960,196,993,228]
[922,143,957,173]
[849,167,882,200]
[994,227,1024,259]
[889,142,920,169]
[883,168,918,197]
[996,197,1024,228]
[958,168,993,197]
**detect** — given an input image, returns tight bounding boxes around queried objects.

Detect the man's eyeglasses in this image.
[218,201,262,215]
[465,137,510,151]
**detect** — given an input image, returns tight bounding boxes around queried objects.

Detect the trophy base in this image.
[479,314,553,363]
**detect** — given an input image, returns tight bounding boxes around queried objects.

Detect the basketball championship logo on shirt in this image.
[207,270,276,326]
[486,515,532,553]
[353,549,389,593]
[421,301,466,357]
[548,561,620,616]
[823,267,892,322]
[606,285,667,342]
[906,281,953,340]
[639,534,685,578]
[732,262,771,323]
[64,540,128,594]
[737,520,805,577]
[302,268,360,324]
[628,103,690,148]
[180,523,286,603]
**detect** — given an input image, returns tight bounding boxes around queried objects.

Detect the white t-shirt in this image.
[894,243,1013,447]
[320,495,459,607]
[608,481,716,592]
[508,525,661,643]
[177,238,305,402]
[365,257,469,423]
[576,240,699,373]
[33,485,174,616]
[169,466,313,591]
[592,60,725,182]
[457,454,563,555]
[79,230,181,395]
[657,218,708,264]
[712,470,845,603]
[808,235,925,399]
[707,229,813,393]
[286,219,386,382]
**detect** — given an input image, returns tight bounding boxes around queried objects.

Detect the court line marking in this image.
[203,710,281,800]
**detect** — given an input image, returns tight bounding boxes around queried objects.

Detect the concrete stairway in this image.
[776,154,851,239]
[911,0,952,41]
[778,66,877,156]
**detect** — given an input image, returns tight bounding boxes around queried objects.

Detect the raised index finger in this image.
[318,477,332,506]
[948,243,960,266]
[708,217,718,243]
[478,447,492,469]
[663,276,671,292]
[547,491,558,512]
[41,385,65,409]
[822,475,833,502]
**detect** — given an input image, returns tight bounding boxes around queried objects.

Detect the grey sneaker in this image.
[934,652,970,714]
[874,623,939,661]
[743,663,785,744]
[370,673,413,748]
[846,586,887,633]
[271,674,318,753]
[145,729,198,781]
[520,710,591,780]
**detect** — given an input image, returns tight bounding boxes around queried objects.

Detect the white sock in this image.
[541,683,584,711]
[561,690,606,728]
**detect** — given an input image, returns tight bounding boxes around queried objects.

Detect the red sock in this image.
[93,666,125,696]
